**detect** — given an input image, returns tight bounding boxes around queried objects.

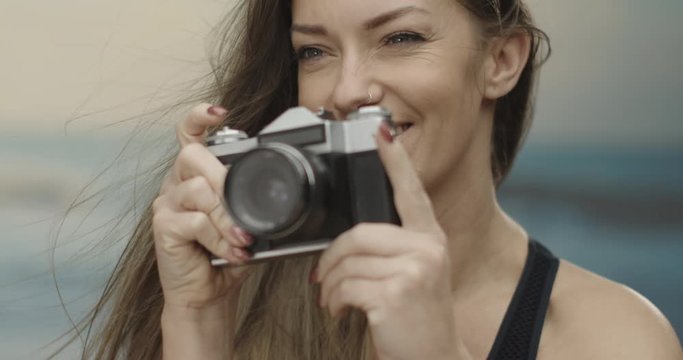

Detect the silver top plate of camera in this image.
[207,106,391,158]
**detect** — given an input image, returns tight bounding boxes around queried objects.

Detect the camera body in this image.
[207,106,399,266]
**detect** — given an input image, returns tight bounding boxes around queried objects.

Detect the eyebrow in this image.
[291,6,428,36]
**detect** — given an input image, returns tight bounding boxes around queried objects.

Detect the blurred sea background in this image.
[1,0,681,358]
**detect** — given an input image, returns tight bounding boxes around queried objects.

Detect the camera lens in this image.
[225,143,327,239]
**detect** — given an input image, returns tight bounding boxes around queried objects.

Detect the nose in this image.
[331,57,381,119]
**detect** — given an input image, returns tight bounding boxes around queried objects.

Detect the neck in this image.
[427,114,528,298]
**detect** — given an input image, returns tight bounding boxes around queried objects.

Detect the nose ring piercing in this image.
[366,89,374,105]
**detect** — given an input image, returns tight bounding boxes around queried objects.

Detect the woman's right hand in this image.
[152,103,253,311]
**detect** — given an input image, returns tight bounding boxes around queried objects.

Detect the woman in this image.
[61,0,681,359]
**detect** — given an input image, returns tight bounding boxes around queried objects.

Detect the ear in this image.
[481,33,531,100]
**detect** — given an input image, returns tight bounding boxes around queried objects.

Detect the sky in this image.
[0,0,681,147]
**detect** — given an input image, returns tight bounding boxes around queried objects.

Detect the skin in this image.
[153,0,682,359]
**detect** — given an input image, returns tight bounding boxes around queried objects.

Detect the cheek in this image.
[297,76,315,108]
[298,70,335,109]
[399,60,482,189]
[391,50,476,116]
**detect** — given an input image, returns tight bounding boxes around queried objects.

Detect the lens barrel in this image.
[224,143,327,240]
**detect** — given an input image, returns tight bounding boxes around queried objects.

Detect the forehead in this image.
[291,0,460,25]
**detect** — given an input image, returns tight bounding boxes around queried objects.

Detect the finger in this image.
[153,210,245,264]
[326,277,378,318]
[376,123,439,233]
[319,255,400,308]
[171,176,253,249]
[173,143,228,194]
[317,223,423,282]
[176,103,228,147]
[159,171,176,196]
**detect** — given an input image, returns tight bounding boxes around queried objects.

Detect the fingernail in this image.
[308,267,318,284]
[379,122,394,143]
[231,226,253,246]
[207,105,228,117]
[233,247,252,260]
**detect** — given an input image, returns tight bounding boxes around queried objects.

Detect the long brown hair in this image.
[52,0,548,358]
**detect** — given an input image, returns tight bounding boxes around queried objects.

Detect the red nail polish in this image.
[207,105,228,117]
[234,247,252,260]
[379,122,394,143]
[231,226,253,246]
[231,247,243,260]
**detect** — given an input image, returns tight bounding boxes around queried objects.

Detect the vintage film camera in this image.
[206,106,400,266]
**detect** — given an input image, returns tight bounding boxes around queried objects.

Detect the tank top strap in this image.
[487,239,559,360]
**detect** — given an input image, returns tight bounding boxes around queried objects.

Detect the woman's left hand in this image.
[314,124,469,360]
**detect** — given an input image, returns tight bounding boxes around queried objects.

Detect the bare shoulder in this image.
[539,259,682,359]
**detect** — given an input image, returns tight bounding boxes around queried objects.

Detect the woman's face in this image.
[291,0,491,191]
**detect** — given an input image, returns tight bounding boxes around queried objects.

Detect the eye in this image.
[384,32,426,46]
[296,47,325,61]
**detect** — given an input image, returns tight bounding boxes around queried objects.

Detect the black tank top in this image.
[488,239,559,360]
